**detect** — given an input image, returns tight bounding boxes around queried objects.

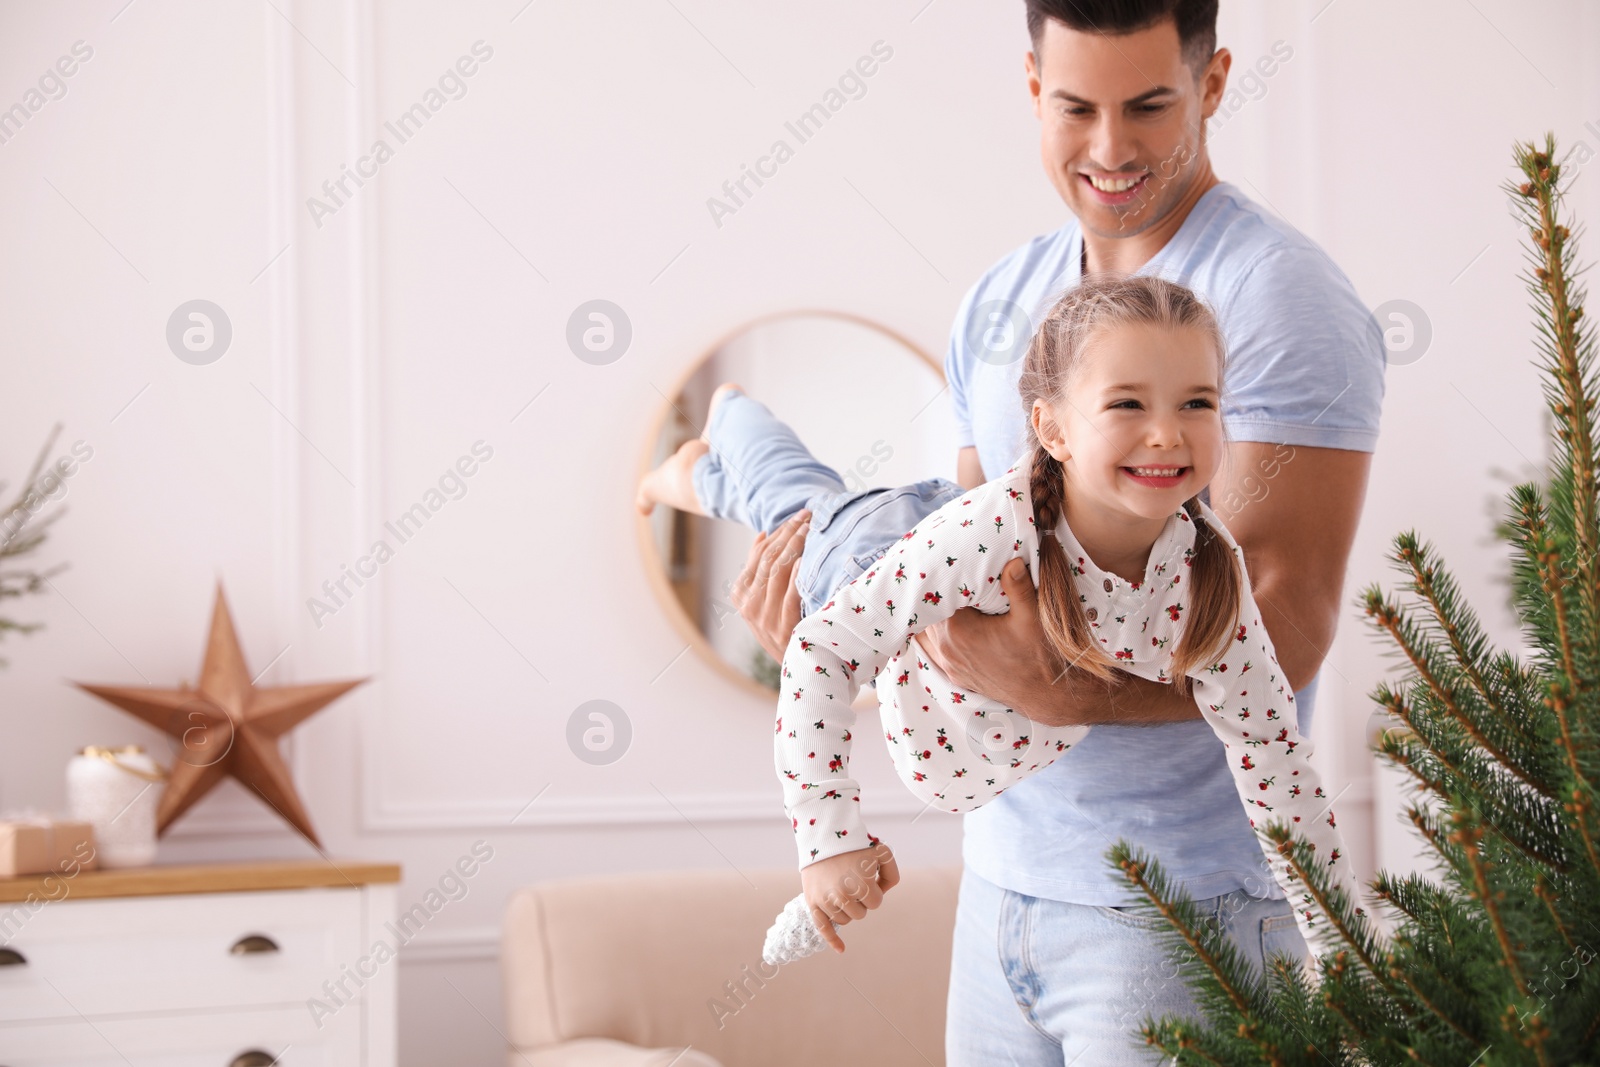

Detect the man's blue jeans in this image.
[946,866,1308,1065]
[691,388,965,617]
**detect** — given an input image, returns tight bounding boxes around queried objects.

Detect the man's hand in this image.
[917,557,1064,709]
[918,556,1198,727]
[799,841,901,953]
[729,510,810,661]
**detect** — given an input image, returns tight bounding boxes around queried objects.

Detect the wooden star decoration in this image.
[72,581,368,848]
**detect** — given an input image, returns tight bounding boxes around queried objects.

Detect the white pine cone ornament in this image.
[762,892,830,966]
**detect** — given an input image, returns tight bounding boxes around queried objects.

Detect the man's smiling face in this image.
[1026,16,1228,241]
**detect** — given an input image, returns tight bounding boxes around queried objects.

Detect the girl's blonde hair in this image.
[1018,273,1240,697]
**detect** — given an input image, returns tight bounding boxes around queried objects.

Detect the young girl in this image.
[638,275,1360,964]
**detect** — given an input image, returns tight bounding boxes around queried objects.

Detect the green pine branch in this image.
[1393,535,1550,767]
[1361,582,1552,801]
[0,421,71,669]
[1109,842,1339,1066]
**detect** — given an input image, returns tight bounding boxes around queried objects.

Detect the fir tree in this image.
[0,422,69,667]
[1107,135,1600,1066]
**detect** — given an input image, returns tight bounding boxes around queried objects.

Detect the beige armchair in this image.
[501,865,961,1067]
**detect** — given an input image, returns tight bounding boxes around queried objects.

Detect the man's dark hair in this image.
[1025,0,1219,76]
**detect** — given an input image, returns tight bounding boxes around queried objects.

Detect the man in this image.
[731,2,1384,1061]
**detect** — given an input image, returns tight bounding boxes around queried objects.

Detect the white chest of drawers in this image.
[0,860,400,1067]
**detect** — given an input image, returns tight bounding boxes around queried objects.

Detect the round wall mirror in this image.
[637,311,961,697]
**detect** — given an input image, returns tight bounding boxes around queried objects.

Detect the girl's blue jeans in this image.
[691,388,964,618]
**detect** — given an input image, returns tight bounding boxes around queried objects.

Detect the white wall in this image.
[1,1,1595,1062]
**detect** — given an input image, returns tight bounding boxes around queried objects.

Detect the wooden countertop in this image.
[0,858,401,902]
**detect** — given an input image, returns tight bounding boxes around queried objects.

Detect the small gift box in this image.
[0,814,98,878]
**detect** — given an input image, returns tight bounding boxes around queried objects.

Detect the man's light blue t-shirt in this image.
[946,180,1386,905]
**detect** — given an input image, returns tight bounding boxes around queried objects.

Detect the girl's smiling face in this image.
[1032,320,1225,525]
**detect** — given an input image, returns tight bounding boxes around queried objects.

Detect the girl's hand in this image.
[798,841,900,953]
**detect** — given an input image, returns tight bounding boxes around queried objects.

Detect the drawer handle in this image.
[230,1052,277,1067]
[0,947,25,966]
[229,934,280,955]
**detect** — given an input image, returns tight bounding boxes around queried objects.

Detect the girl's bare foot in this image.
[637,383,745,516]
[636,437,711,516]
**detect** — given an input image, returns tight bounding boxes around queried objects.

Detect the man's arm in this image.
[914,557,1197,726]
[1209,442,1371,692]
[916,441,1371,726]
[956,446,985,491]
